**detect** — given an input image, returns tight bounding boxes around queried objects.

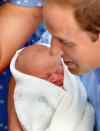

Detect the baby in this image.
[15,44,64,88]
[9,44,95,131]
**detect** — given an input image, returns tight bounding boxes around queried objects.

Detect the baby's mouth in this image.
[53,79,64,89]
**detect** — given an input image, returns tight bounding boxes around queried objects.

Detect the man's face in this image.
[43,5,100,75]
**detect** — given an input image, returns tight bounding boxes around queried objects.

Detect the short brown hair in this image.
[46,0,100,38]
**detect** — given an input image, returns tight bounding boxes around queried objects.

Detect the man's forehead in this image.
[44,6,85,44]
[44,6,80,31]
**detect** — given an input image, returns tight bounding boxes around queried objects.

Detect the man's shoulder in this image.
[94,68,100,84]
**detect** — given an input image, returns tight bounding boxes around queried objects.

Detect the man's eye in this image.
[63,41,69,45]
[59,39,68,45]
[61,40,71,46]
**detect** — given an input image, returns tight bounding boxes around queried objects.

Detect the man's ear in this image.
[92,33,100,50]
[90,32,99,42]
[98,33,100,42]
[90,32,100,43]
[95,33,100,44]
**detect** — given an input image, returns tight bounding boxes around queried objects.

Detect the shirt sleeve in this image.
[7,0,44,7]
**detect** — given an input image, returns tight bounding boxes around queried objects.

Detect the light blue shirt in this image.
[80,69,100,131]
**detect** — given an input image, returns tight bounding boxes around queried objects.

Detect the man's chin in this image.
[68,68,87,76]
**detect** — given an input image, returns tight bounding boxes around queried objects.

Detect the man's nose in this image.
[50,37,63,56]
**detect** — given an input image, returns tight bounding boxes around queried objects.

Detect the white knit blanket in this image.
[10,48,95,131]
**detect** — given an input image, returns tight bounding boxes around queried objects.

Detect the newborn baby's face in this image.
[35,61,64,88]
[32,54,64,88]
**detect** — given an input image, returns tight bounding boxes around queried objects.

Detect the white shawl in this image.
[10,47,95,131]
